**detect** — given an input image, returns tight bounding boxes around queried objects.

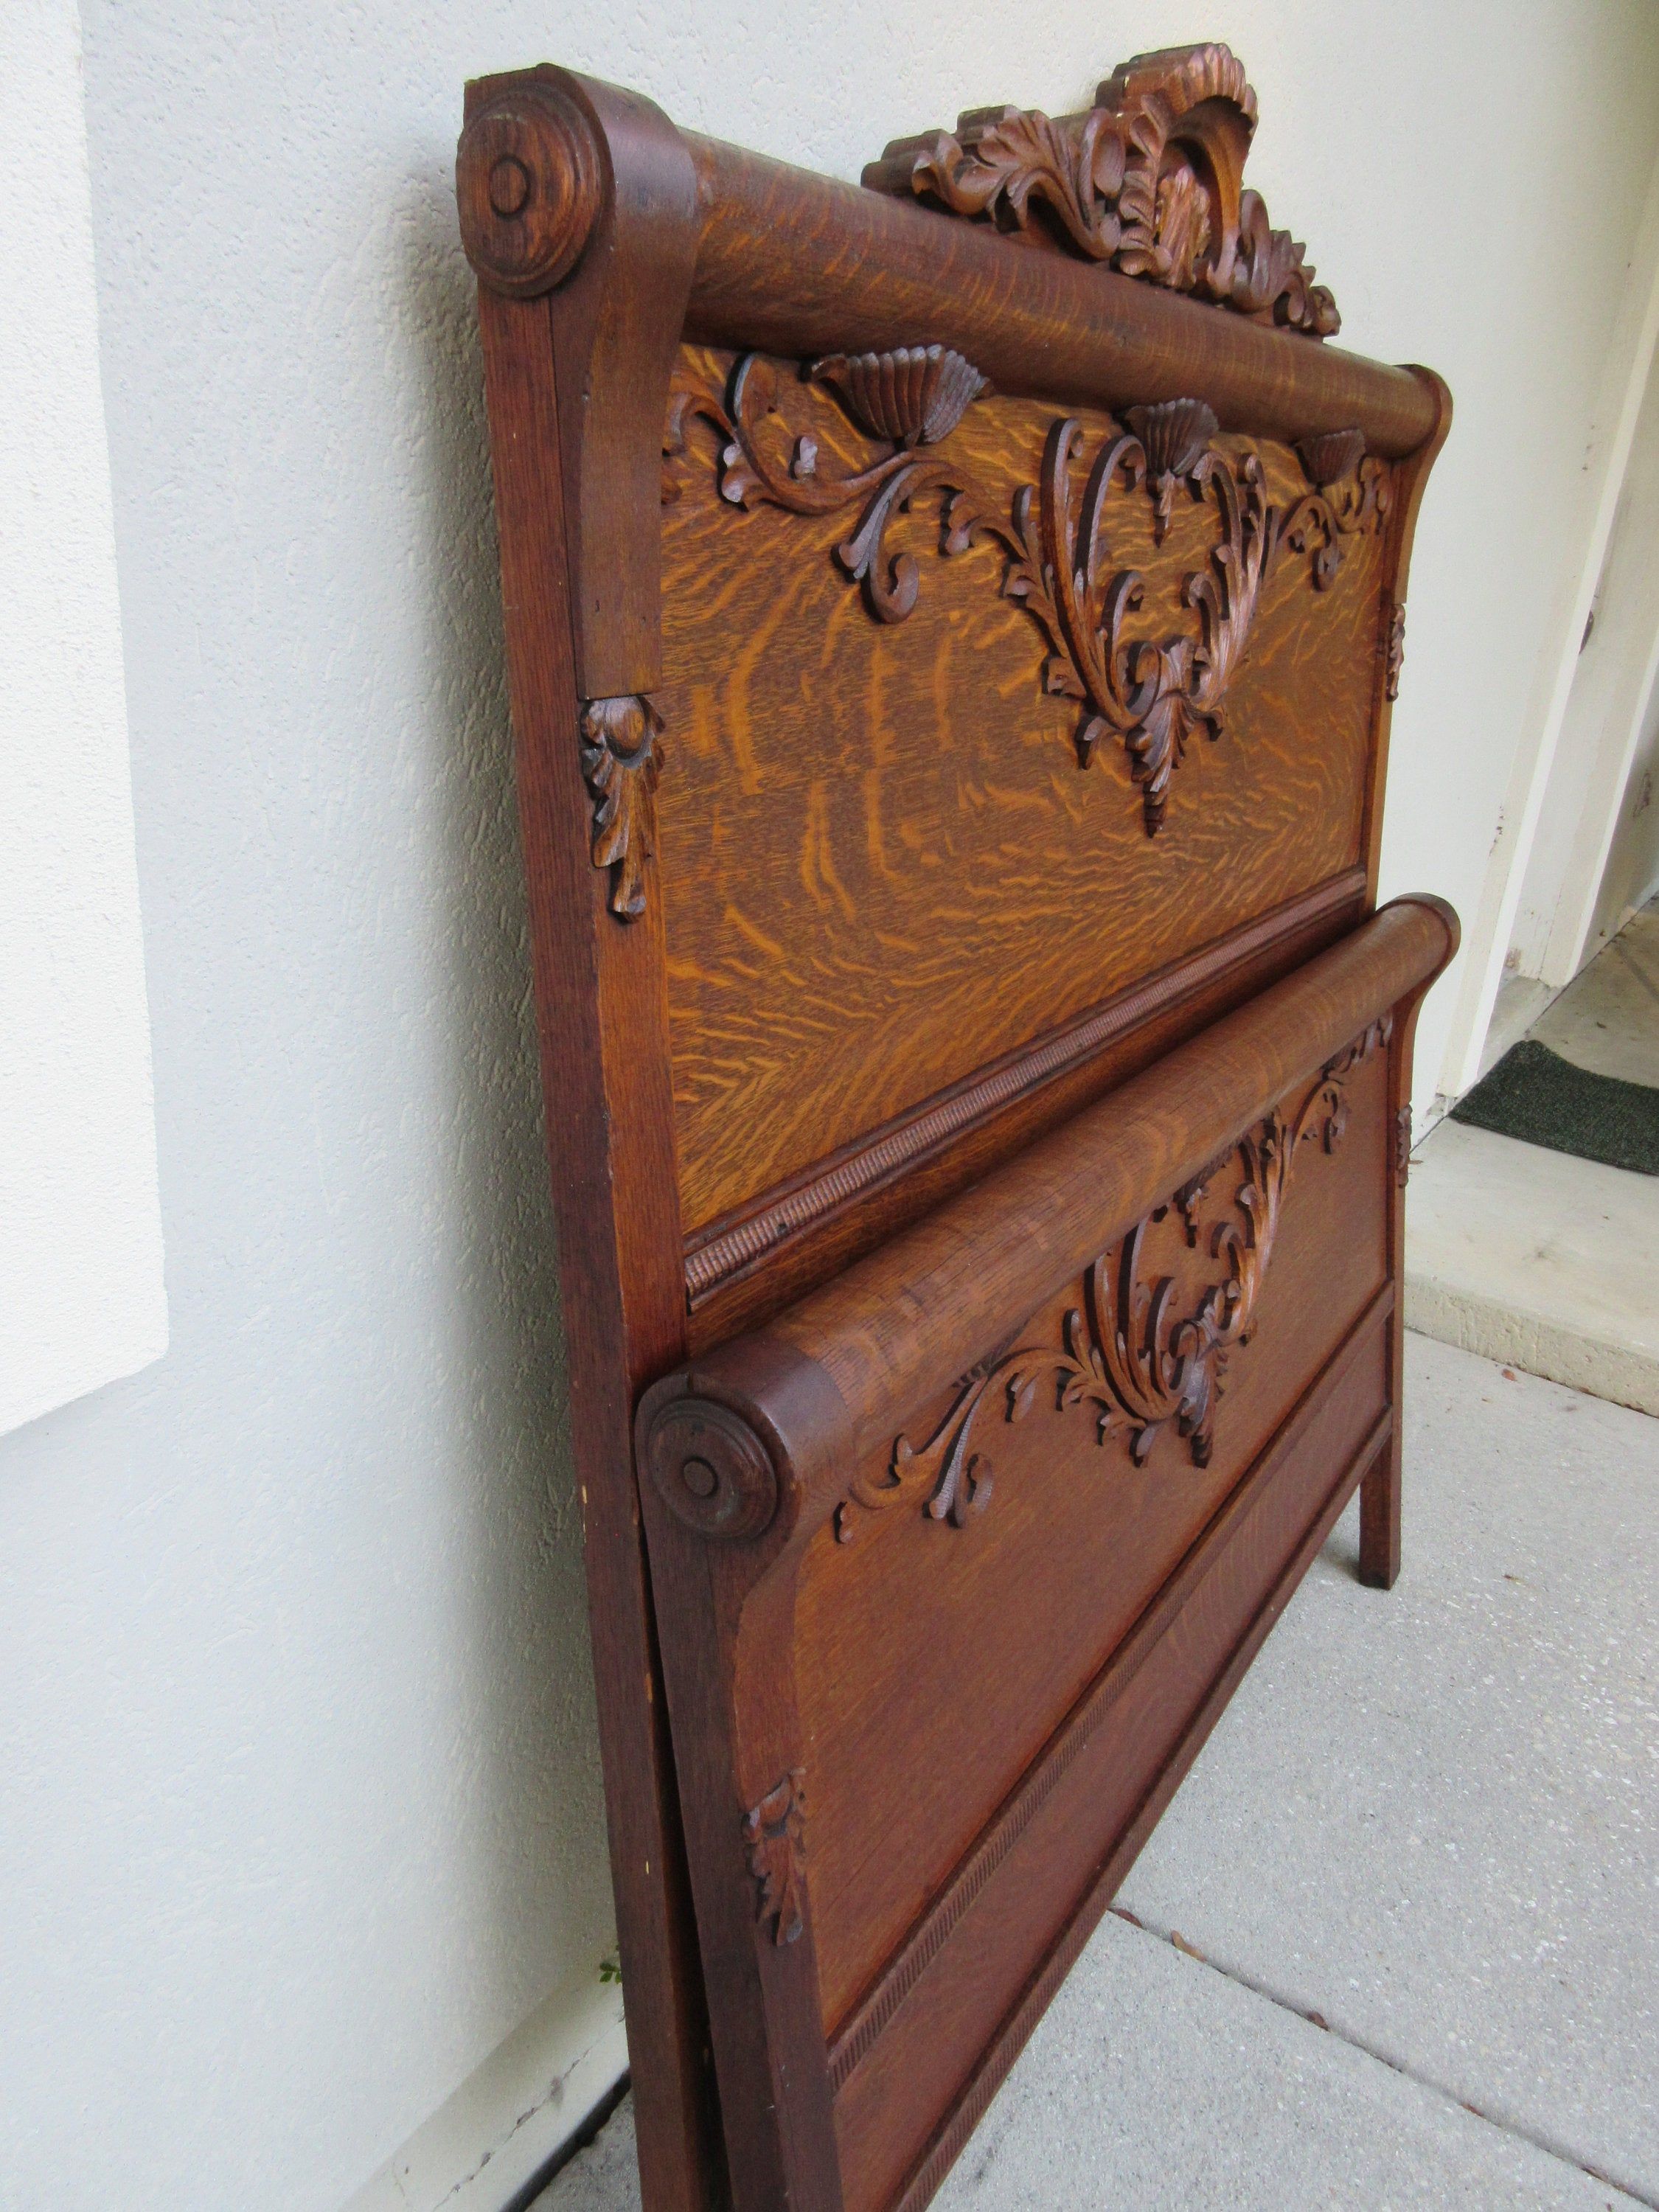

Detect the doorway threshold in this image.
[1406,899,1659,1411]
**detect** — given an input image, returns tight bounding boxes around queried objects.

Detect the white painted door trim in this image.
[1,0,167,1434]
[1529,349,1659,983]
[1431,147,1659,1104]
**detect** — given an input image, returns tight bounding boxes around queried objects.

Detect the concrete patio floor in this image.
[536,1332,1658,2211]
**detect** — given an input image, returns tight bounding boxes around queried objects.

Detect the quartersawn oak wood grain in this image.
[801,1039,1391,2039]
[684,866,1365,1332]
[660,345,1391,1234]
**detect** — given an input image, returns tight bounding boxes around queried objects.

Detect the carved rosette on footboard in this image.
[459,42,1456,2212]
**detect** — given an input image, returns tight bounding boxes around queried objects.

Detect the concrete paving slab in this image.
[1118,1334,1659,2202]
[1405,1119,1659,1412]
[535,1919,1644,2212]
[529,2096,641,2212]
[933,1914,1643,2212]
[1531,902,1659,1088]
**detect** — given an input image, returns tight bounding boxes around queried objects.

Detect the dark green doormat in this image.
[1451,1038,1659,1175]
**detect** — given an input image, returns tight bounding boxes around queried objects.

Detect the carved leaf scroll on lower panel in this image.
[834,1017,1391,1542]
[664,349,1390,835]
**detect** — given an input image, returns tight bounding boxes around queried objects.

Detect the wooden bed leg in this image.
[1357,1436,1401,1589]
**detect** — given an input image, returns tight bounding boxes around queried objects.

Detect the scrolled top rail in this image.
[682,136,1440,459]
[458,56,1444,462]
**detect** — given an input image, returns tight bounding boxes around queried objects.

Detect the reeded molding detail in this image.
[667,352,1388,835]
[579,695,663,919]
[745,1770,808,1946]
[835,1015,1392,1540]
[863,44,1339,338]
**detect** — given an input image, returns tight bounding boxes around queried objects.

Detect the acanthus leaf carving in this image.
[1385,599,1407,700]
[995,415,1290,830]
[664,352,1390,835]
[579,694,664,919]
[863,45,1339,339]
[1127,397,1219,542]
[811,344,990,448]
[1295,428,1367,489]
[835,1017,1393,1538]
[1395,1101,1414,1185]
[898,102,1130,263]
[744,1769,808,1946]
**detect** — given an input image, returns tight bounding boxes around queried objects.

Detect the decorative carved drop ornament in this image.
[745,1769,808,1944]
[1394,1102,1414,1186]
[667,350,1389,835]
[579,695,664,919]
[834,1018,1392,1541]
[1385,599,1407,701]
[862,45,1339,339]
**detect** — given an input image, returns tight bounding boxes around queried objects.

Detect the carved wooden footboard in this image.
[456,46,1456,2212]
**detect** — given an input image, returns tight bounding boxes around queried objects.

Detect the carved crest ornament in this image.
[835,1017,1392,1541]
[573,46,1380,918]
[863,45,1340,339]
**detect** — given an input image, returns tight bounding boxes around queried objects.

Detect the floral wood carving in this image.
[744,1769,807,1945]
[863,45,1340,338]
[666,352,1390,833]
[1394,1102,1414,1186]
[811,344,989,445]
[579,695,663,919]
[835,1018,1393,1540]
[1385,599,1407,700]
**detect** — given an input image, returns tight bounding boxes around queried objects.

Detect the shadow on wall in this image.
[394,166,616,1997]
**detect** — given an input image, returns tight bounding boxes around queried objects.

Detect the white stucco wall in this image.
[0,0,166,1435]
[3,6,1657,2212]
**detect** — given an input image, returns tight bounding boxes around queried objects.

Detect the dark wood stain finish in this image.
[458,44,1456,2212]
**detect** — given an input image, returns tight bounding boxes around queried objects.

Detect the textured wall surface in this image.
[0,0,166,1435]
[2,5,1657,2212]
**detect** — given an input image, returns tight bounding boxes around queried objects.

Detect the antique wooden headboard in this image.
[456,46,1457,2212]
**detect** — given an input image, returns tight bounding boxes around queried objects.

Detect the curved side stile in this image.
[458,66,714,2212]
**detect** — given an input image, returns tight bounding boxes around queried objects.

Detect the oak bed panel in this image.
[832,1298,1394,2212]
[658,345,1393,1234]
[633,912,1450,2212]
[460,42,1455,2212]
[796,1039,1391,2037]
